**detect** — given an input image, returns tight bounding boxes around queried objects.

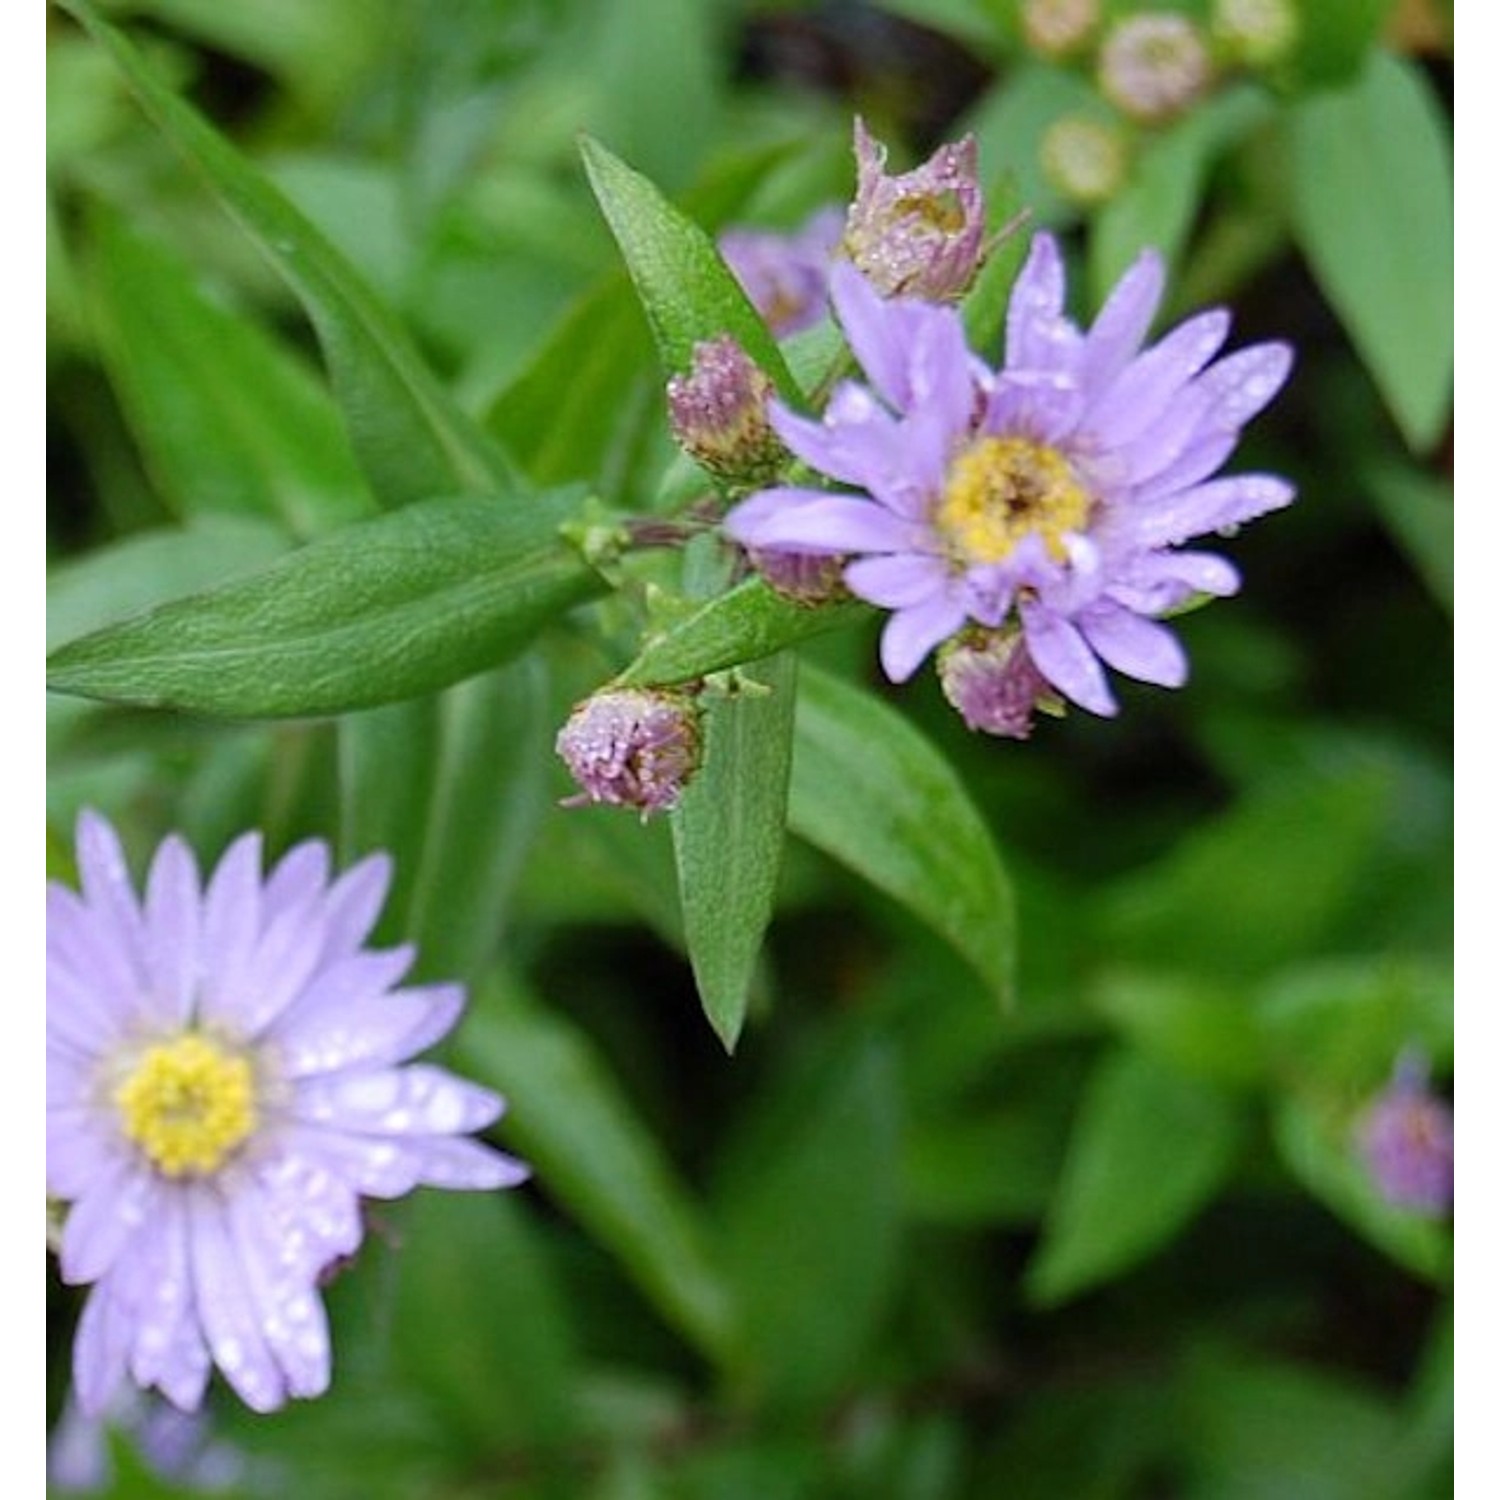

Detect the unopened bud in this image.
[556,688,702,818]
[1040,115,1130,206]
[1098,13,1213,124]
[1020,0,1101,58]
[667,336,787,487]
[747,546,849,606]
[1356,1053,1454,1217]
[842,118,986,302]
[1212,0,1299,69]
[937,627,1064,740]
[719,207,843,338]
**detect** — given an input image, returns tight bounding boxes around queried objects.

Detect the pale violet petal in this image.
[878,596,968,682]
[1079,605,1189,688]
[1020,602,1118,716]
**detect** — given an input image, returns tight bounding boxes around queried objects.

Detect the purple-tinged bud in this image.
[1212,0,1299,69]
[1356,1054,1454,1217]
[746,546,850,606]
[937,627,1064,740]
[719,208,844,338]
[556,688,701,818]
[842,118,986,303]
[1021,0,1101,58]
[1040,115,1130,207]
[667,336,788,487]
[1098,13,1214,124]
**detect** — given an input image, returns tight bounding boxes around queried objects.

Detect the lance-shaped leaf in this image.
[616,577,872,688]
[578,134,801,397]
[47,491,606,720]
[64,0,518,507]
[788,663,1015,1003]
[672,653,797,1052]
[86,209,373,536]
[1289,51,1453,452]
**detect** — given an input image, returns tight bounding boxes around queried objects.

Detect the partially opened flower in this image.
[47,811,528,1417]
[557,687,702,817]
[724,237,1294,715]
[842,117,985,302]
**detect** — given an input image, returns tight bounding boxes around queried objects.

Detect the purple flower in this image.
[556,688,702,817]
[723,237,1294,713]
[843,117,986,302]
[1357,1055,1454,1217]
[938,626,1063,739]
[666,335,787,486]
[719,207,844,338]
[47,811,528,1417]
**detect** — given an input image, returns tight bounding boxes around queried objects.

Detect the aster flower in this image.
[719,207,844,338]
[723,237,1294,713]
[1357,1053,1454,1217]
[47,811,528,1417]
[556,687,702,817]
[842,118,986,302]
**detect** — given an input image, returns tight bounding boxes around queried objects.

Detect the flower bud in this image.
[667,336,788,487]
[937,626,1064,739]
[842,118,986,302]
[719,207,843,337]
[1212,0,1299,69]
[1040,115,1130,207]
[1356,1053,1454,1217]
[1098,12,1213,124]
[746,546,849,606]
[1020,0,1101,58]
[556,688,702,818]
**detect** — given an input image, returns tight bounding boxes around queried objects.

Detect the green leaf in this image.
[391,1191,577,1453]
[64,0,518,507]
[1090,968,1266,1088]
[617,578,873,688]
[459,984,737,1366]
[1096,763,1392,981]
[578,134,800,395]
[1090,87,1274,306]
[1281,0,1400,89]
[788,663,1015,1004]
[716,1028,901,1406]
[483,272,657,489]
[1027,1047,1244,1305]
[1289,52,1453,451]
[47,491,605,719]
[1364,463,1454,614]
[672,653,796,1051]
[86,210,372,536]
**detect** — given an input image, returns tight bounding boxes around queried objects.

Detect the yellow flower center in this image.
[935,436,1092,565]
[115,1034,258,1177]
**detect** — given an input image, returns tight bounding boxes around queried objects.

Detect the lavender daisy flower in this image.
[719,206,844,338]
[723,236,1294,713]
[47,811,528,1417]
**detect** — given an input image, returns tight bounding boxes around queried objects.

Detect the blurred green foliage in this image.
[48,0,1452,1495]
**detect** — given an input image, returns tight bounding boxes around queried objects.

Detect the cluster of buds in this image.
[556,687,702,819]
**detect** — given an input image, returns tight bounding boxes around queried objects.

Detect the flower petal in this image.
[142,836,202,1030]
[878,596,968,682]
[1079,604,1189,688]
[1020,602,1118,715]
